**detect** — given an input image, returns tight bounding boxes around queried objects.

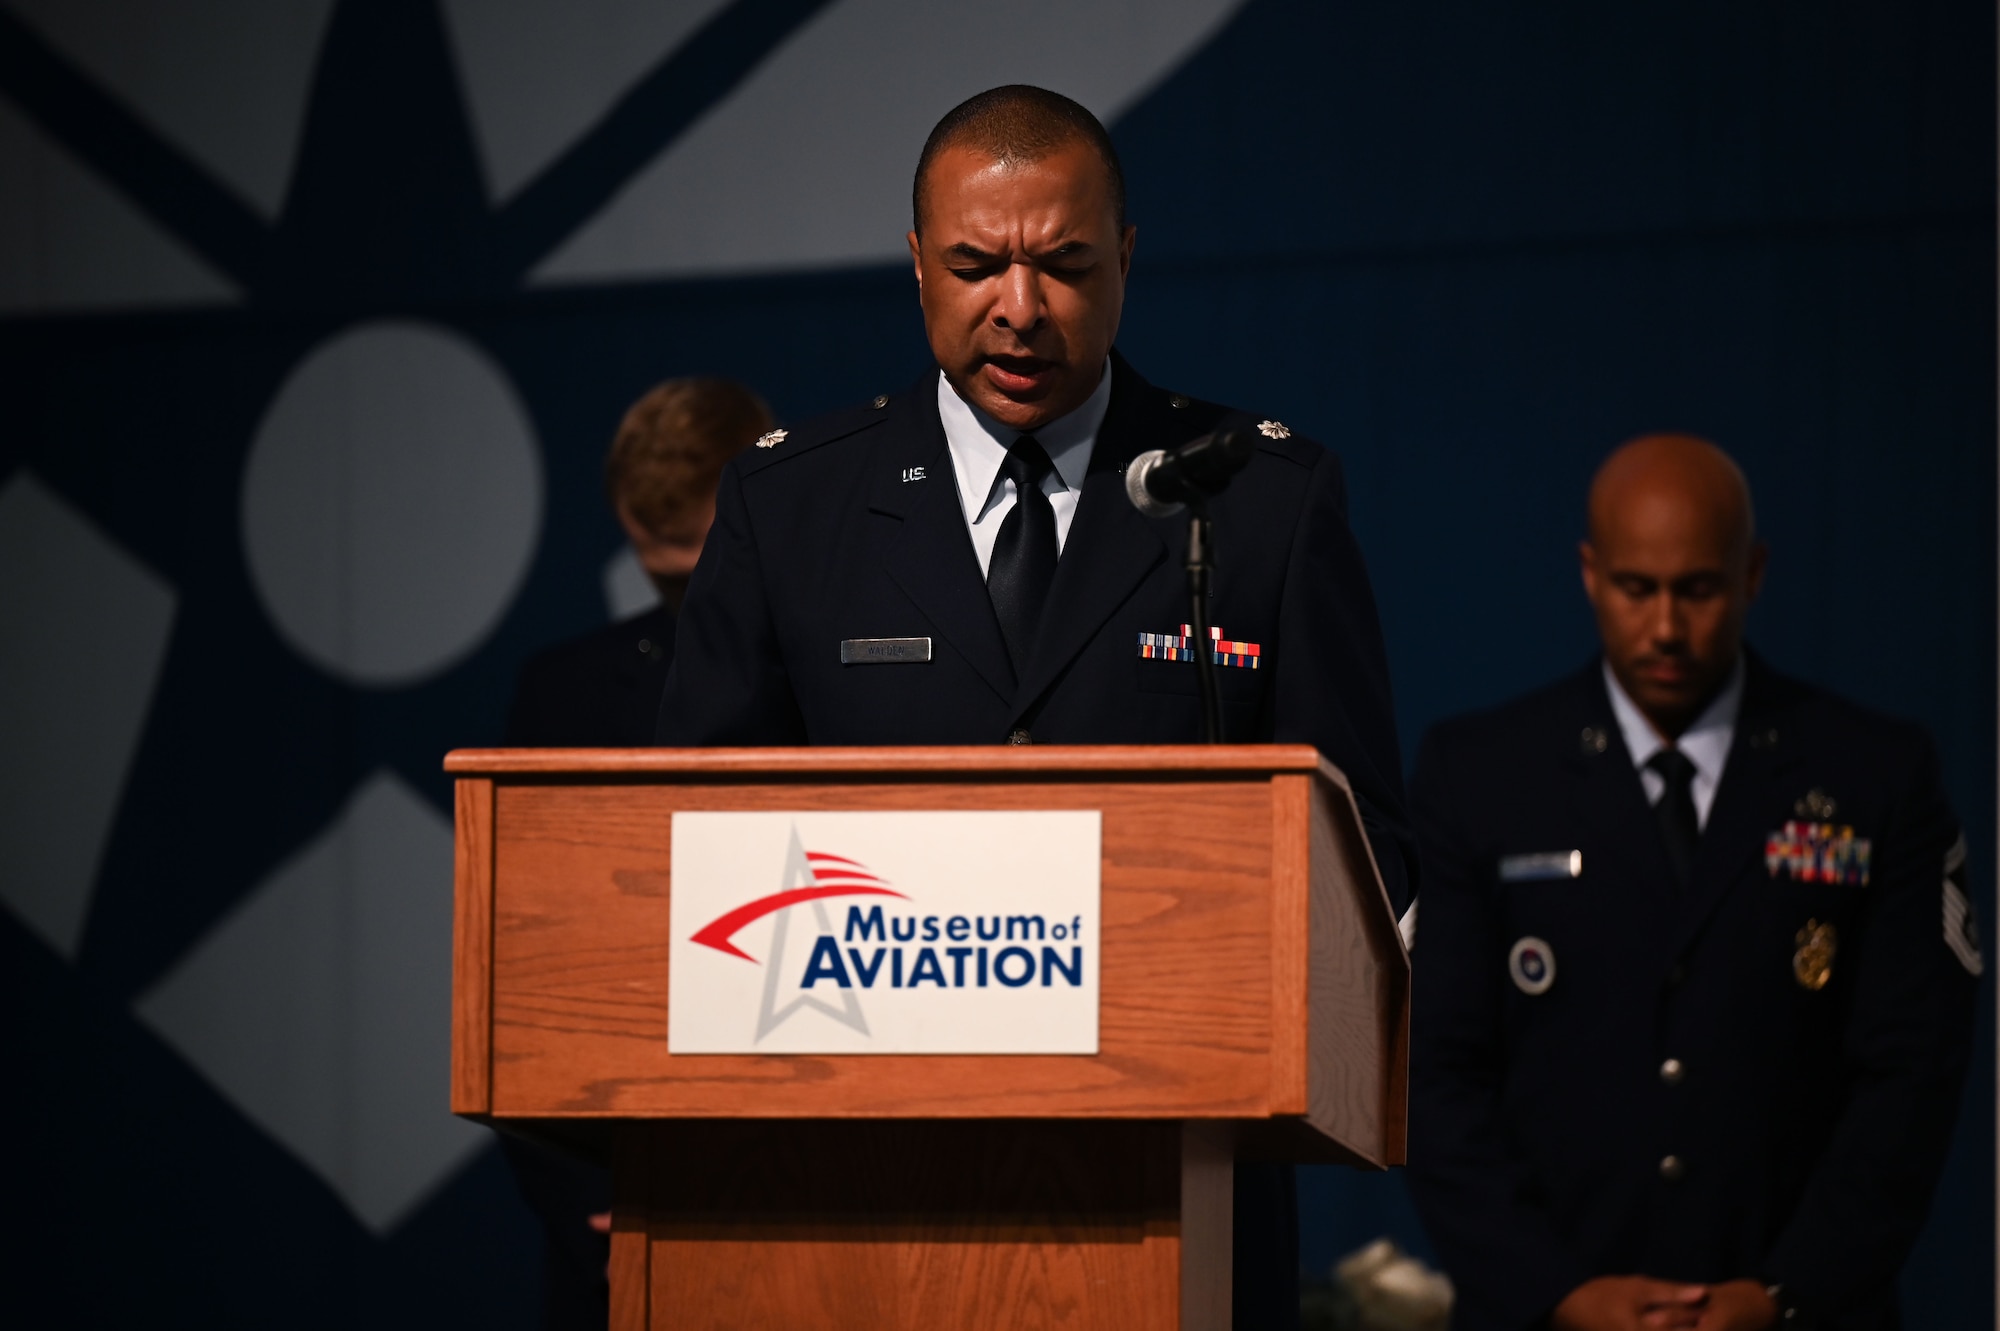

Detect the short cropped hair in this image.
[912,84,1126,235]
[605,377,773,539]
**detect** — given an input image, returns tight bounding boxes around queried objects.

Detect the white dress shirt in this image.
[1604,656,1745,830]
[937,363,1111,578]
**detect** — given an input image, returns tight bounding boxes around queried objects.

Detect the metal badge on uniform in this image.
[1793,919,1837,990]
[754,428,787,449]
[1764,820,1871,886]
[1508,936,1556,995]
[839,637,932,664]
[1499,851,1582,883]
[1136,624,1262,669]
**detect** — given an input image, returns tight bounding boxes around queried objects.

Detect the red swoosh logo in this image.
[690,884,907,962]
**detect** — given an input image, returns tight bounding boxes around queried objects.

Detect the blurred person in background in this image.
[505,375,775,747]
[500,374,772,1330]
[1405,435,1978,1331]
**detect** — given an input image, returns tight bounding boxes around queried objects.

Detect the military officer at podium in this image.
[657,85,1414,1328]
[1405,435,1979,1331]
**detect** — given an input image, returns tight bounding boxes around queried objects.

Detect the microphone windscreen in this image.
[1124,450,1185,518]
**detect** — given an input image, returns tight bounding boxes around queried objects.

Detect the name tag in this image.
[1499,850,1583,882]
[840,637,932,664]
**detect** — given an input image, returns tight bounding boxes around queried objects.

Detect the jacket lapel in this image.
[1010,356,1168,718]
[867,384,1017,704]
[1663,655,1801,958]
[1566,666,1680,907]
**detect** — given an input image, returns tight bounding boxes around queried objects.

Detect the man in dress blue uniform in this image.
[1405,435,1979,1331]
[657,85,1413,1327]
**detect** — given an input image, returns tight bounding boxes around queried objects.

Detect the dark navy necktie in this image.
[1647,748,1701,890]
[986,434,1058,673]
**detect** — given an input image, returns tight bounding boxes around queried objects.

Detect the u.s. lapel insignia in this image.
[1793,918,1837,990]
[754,428,787,449]
[1256,420,1290,440]
[1764,820,1871,886]
[1794,788,1838,819]
[1136,624,1262,668]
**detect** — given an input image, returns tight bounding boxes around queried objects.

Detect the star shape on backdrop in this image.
[0,0,839,1237]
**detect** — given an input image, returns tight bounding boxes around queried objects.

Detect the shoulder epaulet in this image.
[1248,414,1321,467]
[738,393,894,473]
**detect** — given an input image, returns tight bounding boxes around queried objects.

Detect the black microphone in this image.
[1124,417,1260,517]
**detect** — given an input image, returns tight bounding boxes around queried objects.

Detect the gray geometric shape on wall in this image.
[0,469,177,958]
[0,94,240,315]
[534,0,1249,282]
[135,770,490,1235]
[240,320,545,688]
[438,0,733,202]
[3,0,337,218]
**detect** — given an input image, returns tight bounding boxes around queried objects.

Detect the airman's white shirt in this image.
[1604,656,1745,830]
[937,362,1111,578]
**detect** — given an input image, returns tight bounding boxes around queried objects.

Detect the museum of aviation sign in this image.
[668,811,1101,1054]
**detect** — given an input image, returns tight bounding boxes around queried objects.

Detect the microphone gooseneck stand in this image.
[1126,420,1258,747]
[1185,502,1223,745]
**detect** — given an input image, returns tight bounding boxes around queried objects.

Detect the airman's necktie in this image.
[986,434,1058,674]
[1647,748,1701,890]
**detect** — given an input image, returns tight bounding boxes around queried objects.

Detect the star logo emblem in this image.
[688,827,905,1042]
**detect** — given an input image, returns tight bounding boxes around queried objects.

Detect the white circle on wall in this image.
[242,320,543,686]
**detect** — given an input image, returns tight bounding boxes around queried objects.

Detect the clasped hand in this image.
[1551,1276,1778,1331]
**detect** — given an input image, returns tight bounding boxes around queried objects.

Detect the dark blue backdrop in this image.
[1,1,1990,1325]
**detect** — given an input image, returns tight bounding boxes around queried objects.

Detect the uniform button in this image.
[872,394,889,409]
[1659,1057,1685,1085]
[637,638,652,654]
[1008,729,1032,745]
[1658,1154,1686,1182]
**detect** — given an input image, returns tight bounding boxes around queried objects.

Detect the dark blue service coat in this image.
[656,352,1414,1328]
[508,604,674,748]
[656,351,1413,914]
[1406,656,1978,1331]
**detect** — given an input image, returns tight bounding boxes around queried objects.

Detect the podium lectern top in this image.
[450,744,1406,1170]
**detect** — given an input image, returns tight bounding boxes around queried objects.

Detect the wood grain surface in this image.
[1304,775,1411,1167]
[451,777,493,1115]
[610,1131,651,1331]
[626,1120,1194,1331]
[452,746,1408,1163]
[1266,775,1311,1116]
[452,748,1410,1327]
[488,778,1276,1119]
[445,743,1325,775]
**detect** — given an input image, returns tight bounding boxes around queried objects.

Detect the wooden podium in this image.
[447,745,1408,1330]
